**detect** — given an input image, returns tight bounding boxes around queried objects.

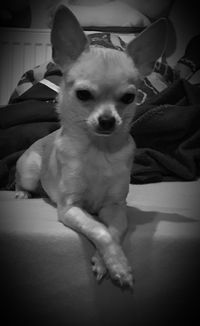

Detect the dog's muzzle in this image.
[87,105,122,135]
[97,114,116,134]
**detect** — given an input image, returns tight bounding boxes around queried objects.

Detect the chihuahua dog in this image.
[15,6,167,289]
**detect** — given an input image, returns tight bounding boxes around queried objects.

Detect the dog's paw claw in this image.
[113,270,134,290]
[92,266,107,283]
[115,274,123,286]
[96,271,105,283]
[91,253,107,283]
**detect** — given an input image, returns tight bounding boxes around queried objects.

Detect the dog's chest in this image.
[79,148,126,211]
[60,142,131,209]
[85,148,117,187]
[45,135,134,212]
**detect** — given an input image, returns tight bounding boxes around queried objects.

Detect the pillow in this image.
[49,1,150,28]
[124,0,174,21]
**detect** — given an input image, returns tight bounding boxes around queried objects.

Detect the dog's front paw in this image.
[15,190,31,199]
[103,244,134,290]
[112,264,134,290]
[91,251,107,282]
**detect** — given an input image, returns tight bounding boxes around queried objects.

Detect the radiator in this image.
[0,28,51,105]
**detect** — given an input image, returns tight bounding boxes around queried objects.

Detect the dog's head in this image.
[51,5,167,137]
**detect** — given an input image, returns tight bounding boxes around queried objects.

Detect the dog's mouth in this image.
[94,128,115,136]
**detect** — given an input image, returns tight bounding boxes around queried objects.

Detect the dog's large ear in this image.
[127,18,168,76]
[51,5,89,69]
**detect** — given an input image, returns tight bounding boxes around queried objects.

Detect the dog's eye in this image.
[76,89,94,101]
[120,93,135,104]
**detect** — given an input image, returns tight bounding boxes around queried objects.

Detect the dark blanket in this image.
[0,79,200,189]
[131,79,200,183]
[0,84,60,189]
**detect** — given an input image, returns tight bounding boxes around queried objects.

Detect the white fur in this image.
[16,6,167,289]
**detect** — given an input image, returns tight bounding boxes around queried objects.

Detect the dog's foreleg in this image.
[58,206,112,282]
[58,204,113,281]
[97,203,134,288]
[99,204,128,242]
[58,204,133,288]
[58,204,114,252]
[91,203,129,283]
[15,149,42,198]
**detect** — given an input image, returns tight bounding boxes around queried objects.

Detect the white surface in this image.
[127,180,200,218]
[0,180,199,233]
[0,180,199,325]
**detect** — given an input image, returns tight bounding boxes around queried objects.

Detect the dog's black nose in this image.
[98,115,116,132]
